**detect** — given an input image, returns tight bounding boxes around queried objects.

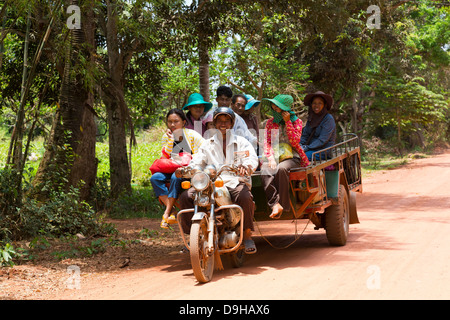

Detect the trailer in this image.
[251,133,362,246]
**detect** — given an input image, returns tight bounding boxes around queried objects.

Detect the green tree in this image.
[369,76,448,154]
[360,1,449,151]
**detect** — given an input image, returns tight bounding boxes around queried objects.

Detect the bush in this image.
[108,186,163,219]
[0,165,113,242]
[20,185,108,238]
[90,172,111,212]
[0,166,24,240]
[0,242,16,267]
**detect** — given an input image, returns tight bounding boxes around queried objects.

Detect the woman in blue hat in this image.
[241,94,260,142]
[182,93,213,135]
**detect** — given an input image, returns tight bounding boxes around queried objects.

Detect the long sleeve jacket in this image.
[300,113,336,152]
[161,128,205,158]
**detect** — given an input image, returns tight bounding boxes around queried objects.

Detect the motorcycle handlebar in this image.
[176,164,252,179]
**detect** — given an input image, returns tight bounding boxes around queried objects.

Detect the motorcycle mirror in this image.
[204,164,217,179]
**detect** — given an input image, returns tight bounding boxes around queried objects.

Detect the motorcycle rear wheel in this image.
[190,217,214,283]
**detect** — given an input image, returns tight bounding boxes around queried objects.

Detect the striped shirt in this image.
[161,128,205,158]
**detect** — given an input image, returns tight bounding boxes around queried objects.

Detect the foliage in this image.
[159,58,199,110]
[0,242,17,267]
[361,136,392,168]
[20,185,105,238]
[0,164,112,242]
[359,1,450,152]
[107,186,162,219]
[369,76,447,135]
[0,166,28,240]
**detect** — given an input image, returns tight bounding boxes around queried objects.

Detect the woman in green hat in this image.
[182,93,213,135]
[261,94,309,219]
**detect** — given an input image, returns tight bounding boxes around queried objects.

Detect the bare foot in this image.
[269,203,283,219]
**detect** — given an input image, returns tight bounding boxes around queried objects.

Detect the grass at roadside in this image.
[361,151,429,177]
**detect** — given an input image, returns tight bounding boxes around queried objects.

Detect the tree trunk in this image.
[33,0,97,201]
[396,107,403,157]
[104,0,131,198]
[68,0,97,200]
[104,95,131,197]
[198,29,210,101]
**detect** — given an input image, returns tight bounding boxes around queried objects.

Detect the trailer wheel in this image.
[325,185,349,246]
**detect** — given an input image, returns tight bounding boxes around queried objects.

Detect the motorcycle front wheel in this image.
[190,217,214,283]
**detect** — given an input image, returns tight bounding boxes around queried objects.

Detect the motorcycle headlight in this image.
[191,171,210,191]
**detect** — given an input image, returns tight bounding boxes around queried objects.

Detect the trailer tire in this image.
[325,185,349,246]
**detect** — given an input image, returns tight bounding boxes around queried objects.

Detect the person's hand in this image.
[174,167,182,178]
[268,155,277,170]
[165,128,173,140]
[281,111,291,123]
[237,165,253,176]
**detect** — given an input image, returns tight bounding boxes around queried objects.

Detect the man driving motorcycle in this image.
[176,107,259,254]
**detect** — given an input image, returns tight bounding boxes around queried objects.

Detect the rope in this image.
[253,217,311,250]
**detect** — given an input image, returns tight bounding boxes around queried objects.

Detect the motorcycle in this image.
[175,164,249,283]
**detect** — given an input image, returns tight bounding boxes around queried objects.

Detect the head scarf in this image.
[307,97,329,129]
[271,109,298,125]
[263,94,298,125]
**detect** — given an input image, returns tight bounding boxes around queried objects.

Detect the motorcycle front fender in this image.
[192,211,206,221]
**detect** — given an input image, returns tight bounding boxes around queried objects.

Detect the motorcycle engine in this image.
[214,187,241,228]
[219,231,239,249]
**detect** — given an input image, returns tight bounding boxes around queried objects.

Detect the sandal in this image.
[160,218,170,229]
[244,239,257,254]
[167,214,177,224]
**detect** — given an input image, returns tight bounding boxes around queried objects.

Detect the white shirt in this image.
[203,107,258,150]
[190,131,258,189]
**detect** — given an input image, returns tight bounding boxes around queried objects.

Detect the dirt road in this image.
[56,151,450,300]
